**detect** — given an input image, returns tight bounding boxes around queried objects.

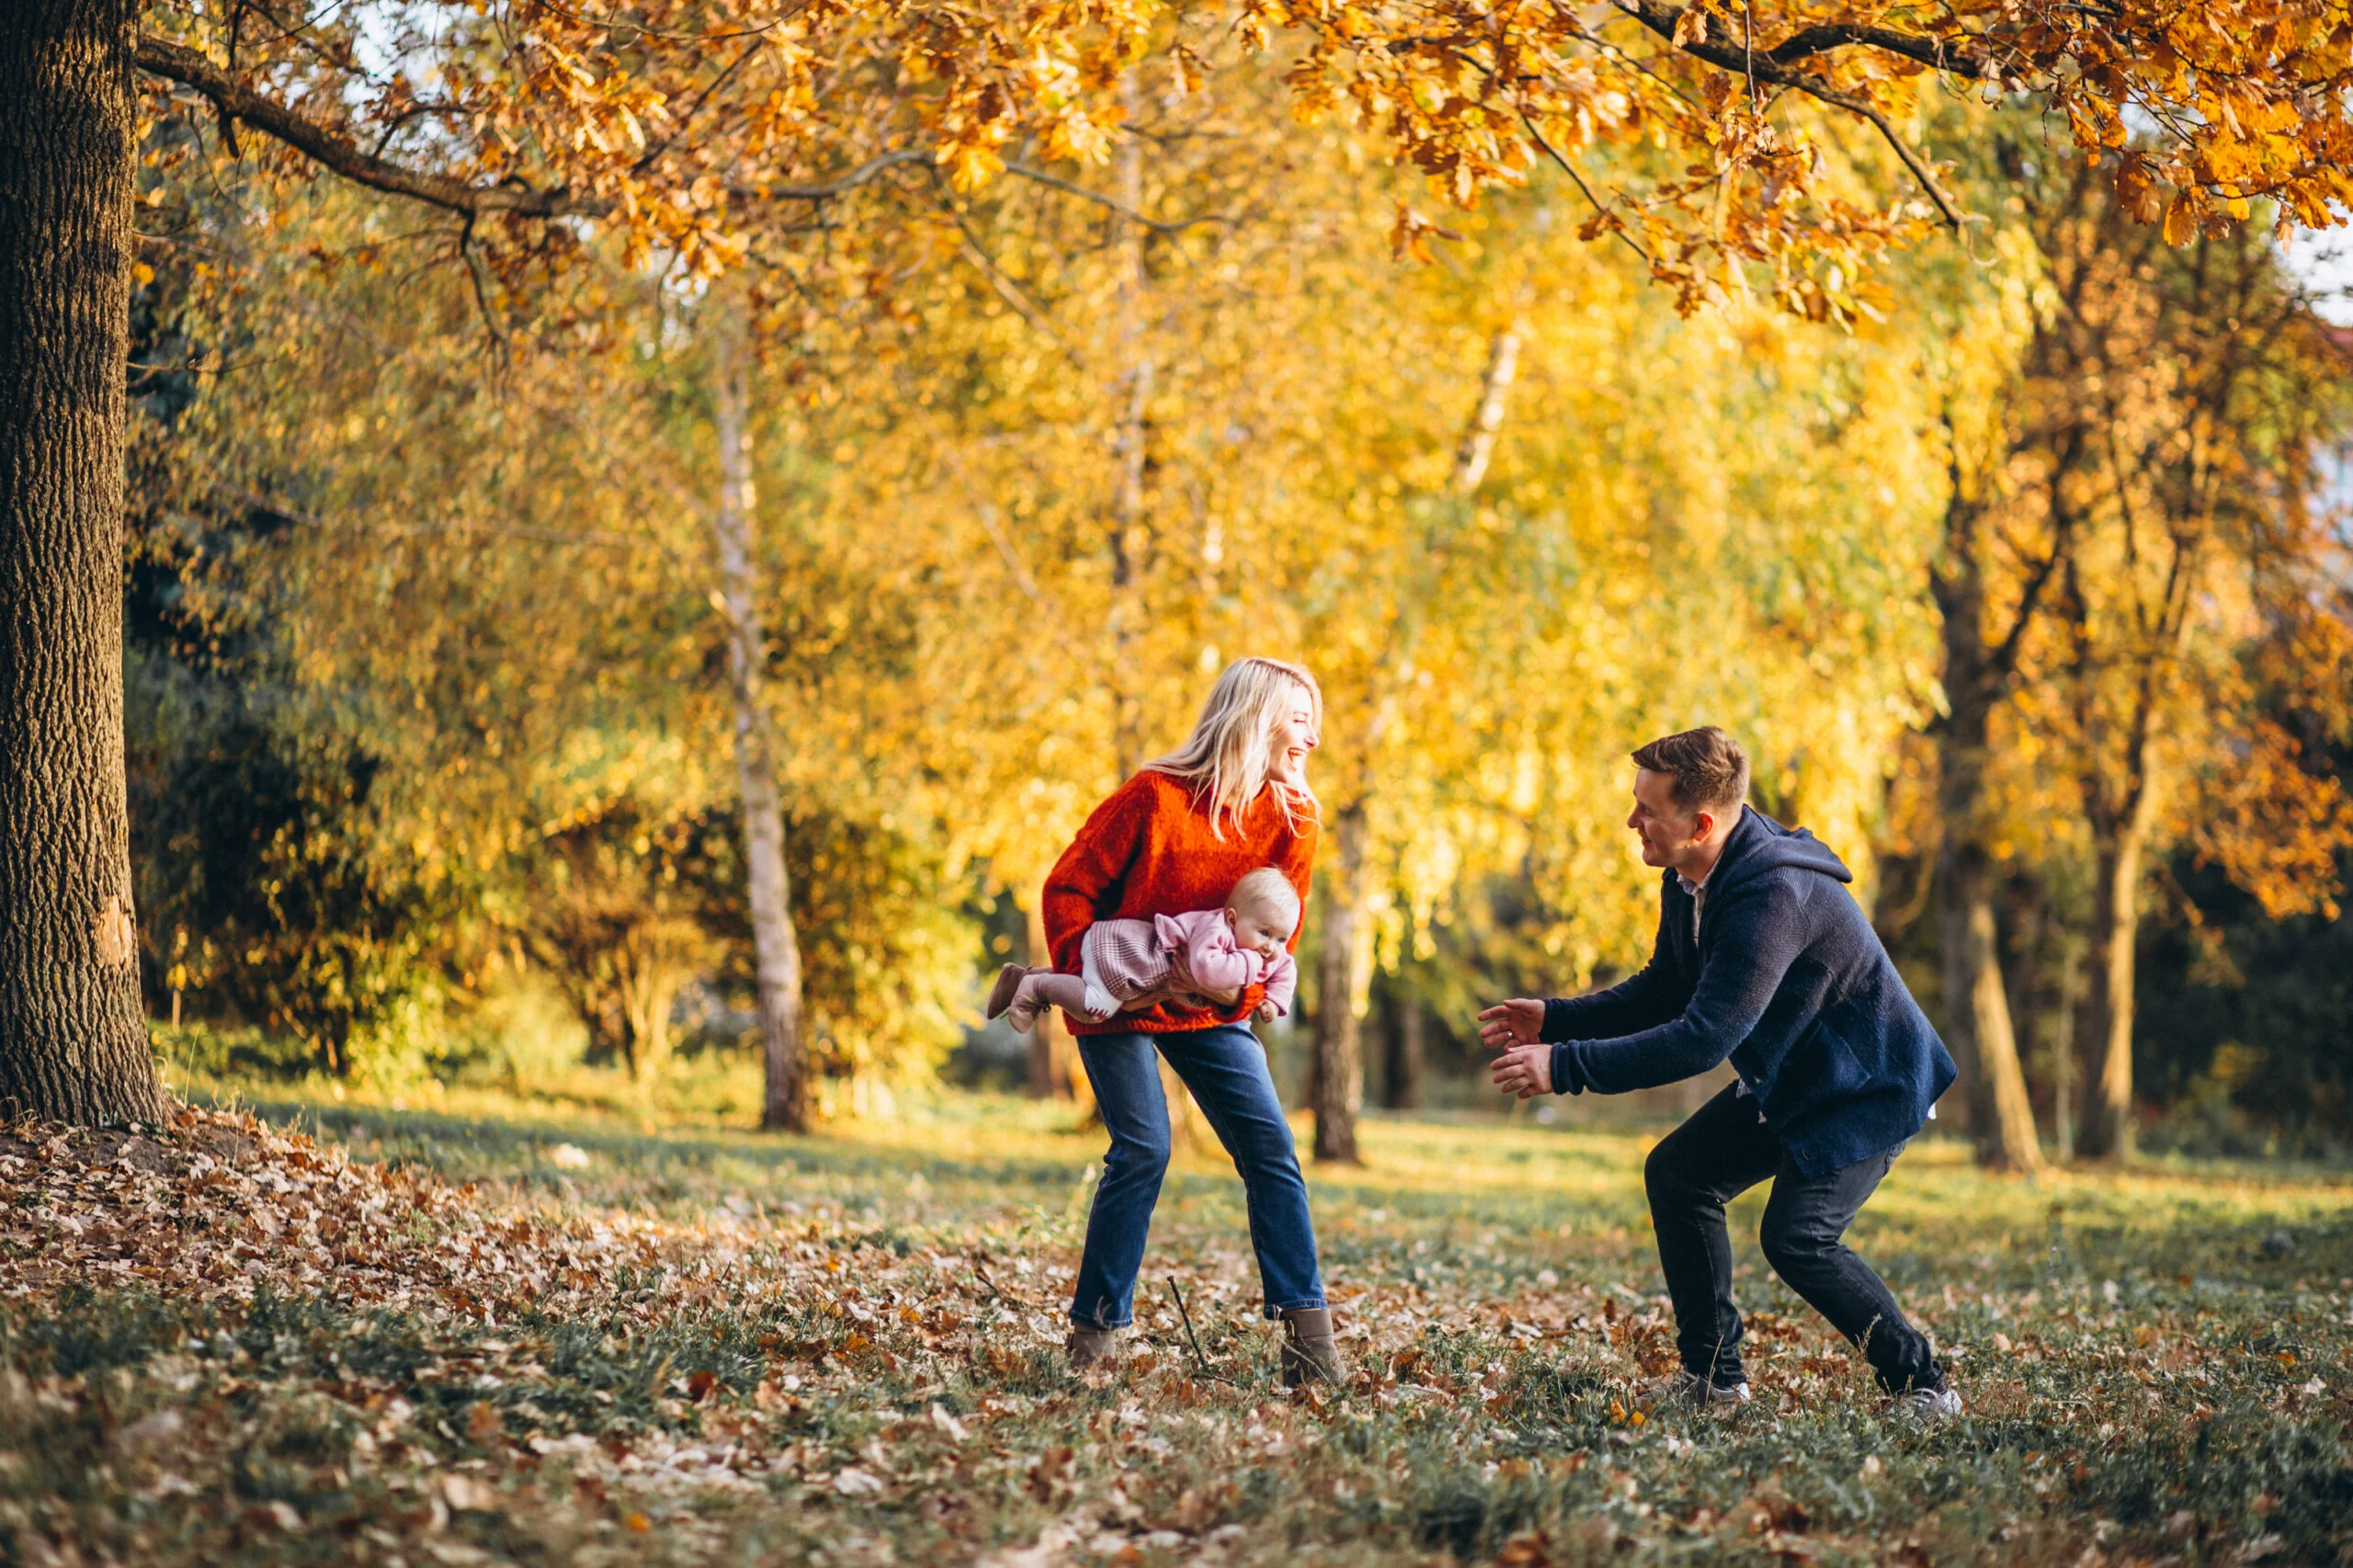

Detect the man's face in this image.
[1628,767,1708,870]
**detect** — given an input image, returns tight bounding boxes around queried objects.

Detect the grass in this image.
[5,1078,2350,1567]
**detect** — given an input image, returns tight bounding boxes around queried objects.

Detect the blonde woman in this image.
[1038,656,1340,1383]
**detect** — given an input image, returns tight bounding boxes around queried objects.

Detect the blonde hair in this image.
[1228,867,1303,937]
[1144,656,1322,838]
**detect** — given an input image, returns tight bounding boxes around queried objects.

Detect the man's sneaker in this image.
[1642,1368,1751,1408]
[1894,1386,1962,1422]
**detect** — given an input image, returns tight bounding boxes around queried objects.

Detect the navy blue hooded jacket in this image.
[1542,806,1957,1176]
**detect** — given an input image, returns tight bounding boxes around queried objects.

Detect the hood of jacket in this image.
[1703,807,1852,903]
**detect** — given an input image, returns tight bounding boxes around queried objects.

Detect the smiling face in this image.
[1269,682,1319,788]
[1628,767,1716,873]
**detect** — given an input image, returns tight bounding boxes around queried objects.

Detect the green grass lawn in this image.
[5,1084,2349,1567]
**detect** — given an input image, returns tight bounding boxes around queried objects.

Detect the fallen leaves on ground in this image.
[1,1106,2347,1568]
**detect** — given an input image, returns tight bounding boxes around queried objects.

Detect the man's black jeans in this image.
[1645,1083,1945,1393]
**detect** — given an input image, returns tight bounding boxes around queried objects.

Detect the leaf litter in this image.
[0,1105,2348,1566]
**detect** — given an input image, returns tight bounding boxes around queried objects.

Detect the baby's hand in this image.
[1253,1001,1279,1023]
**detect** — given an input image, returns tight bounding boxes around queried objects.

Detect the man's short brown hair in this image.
[1631,727,1750,818]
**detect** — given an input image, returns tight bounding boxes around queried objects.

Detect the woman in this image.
[1040,656,1339,1383]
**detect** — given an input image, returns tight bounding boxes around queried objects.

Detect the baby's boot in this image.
[985,963,1027,1022]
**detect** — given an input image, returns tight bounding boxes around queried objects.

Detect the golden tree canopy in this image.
[137,2,2353,322]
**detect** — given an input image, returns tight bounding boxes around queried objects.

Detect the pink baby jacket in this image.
[1078,909,1299,1018]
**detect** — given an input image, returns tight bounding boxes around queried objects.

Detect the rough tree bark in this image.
[710,304,809,1132]
[2065,502,2194,1161]
[0,1,168,1126]
[2080,798,2153,1159]
[1310,801,1369,1163]
[1928,491,2046,1173]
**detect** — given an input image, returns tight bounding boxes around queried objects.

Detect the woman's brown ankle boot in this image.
[1066,1326,1120,1371]
[1278,1307,1342,1386]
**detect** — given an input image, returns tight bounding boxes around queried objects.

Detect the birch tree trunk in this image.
[1305,324,1519,1162]
[710,306,809,1132]
[1928,506,2045,1173]
[1452,327,1520,494]
[1104,69,1154,778]
[0,0,168,1126]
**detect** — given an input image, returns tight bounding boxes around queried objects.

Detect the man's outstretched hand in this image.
[1479,999,1552,1098]
[1477,998,1544,1050]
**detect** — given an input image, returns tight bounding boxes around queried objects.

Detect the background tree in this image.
[2021,194,2353,1157]
[12,0,2353,1121]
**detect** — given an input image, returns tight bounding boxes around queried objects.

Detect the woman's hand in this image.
[1167,946,1241,1007]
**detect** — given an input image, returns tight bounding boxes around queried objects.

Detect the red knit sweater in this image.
[1040,770,1318,1035]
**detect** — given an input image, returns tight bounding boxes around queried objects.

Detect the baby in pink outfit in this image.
[986,867,1301,1033]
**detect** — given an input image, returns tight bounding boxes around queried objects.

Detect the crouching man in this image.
[1481,727,1961,1418]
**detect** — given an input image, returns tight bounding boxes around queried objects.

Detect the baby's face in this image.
[1226,903,1291,961]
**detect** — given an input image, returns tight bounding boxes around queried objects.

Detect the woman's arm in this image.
[1040,781,1154,974]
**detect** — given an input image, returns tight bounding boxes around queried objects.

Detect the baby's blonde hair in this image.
[1145,656,1322,839]
[1228,867,1303,938]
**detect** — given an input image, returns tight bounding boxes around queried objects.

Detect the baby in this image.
[987,867,1301,1033]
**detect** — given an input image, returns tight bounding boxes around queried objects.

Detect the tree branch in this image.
[136,35,597,219]
[1002,160,1232,233]
[1761,19,1994,79]
[1612,2,1992,81]
[136,36,934,220]
[1608,2,1971,230]
[1518,111,1655,265]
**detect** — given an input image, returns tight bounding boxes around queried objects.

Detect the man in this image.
[1481,727,1961,1417]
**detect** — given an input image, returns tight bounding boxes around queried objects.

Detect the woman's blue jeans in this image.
[1069,1024,1325,1329]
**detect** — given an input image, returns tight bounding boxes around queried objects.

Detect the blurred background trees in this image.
[113,29,2353,1162]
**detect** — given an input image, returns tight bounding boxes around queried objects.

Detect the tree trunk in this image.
[1453,326,1521,494]
[1022,900,1080,1101]
[1311,801,1368,1164]
[2078,789,2155,1160]
[710,304,808,1132]
[1386,985,1424,1110]
[1928,533,2044,1173]
[2051,936,2080,1164]
[1935,843,2044,1171]
[0,1,166,1126]
[1103,68,1154,778]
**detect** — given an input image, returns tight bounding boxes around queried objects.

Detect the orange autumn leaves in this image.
[140,2,2353,328]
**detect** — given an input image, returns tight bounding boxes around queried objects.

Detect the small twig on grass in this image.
[1165,1276,1228,1382]
[972,1261,1004,1300]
